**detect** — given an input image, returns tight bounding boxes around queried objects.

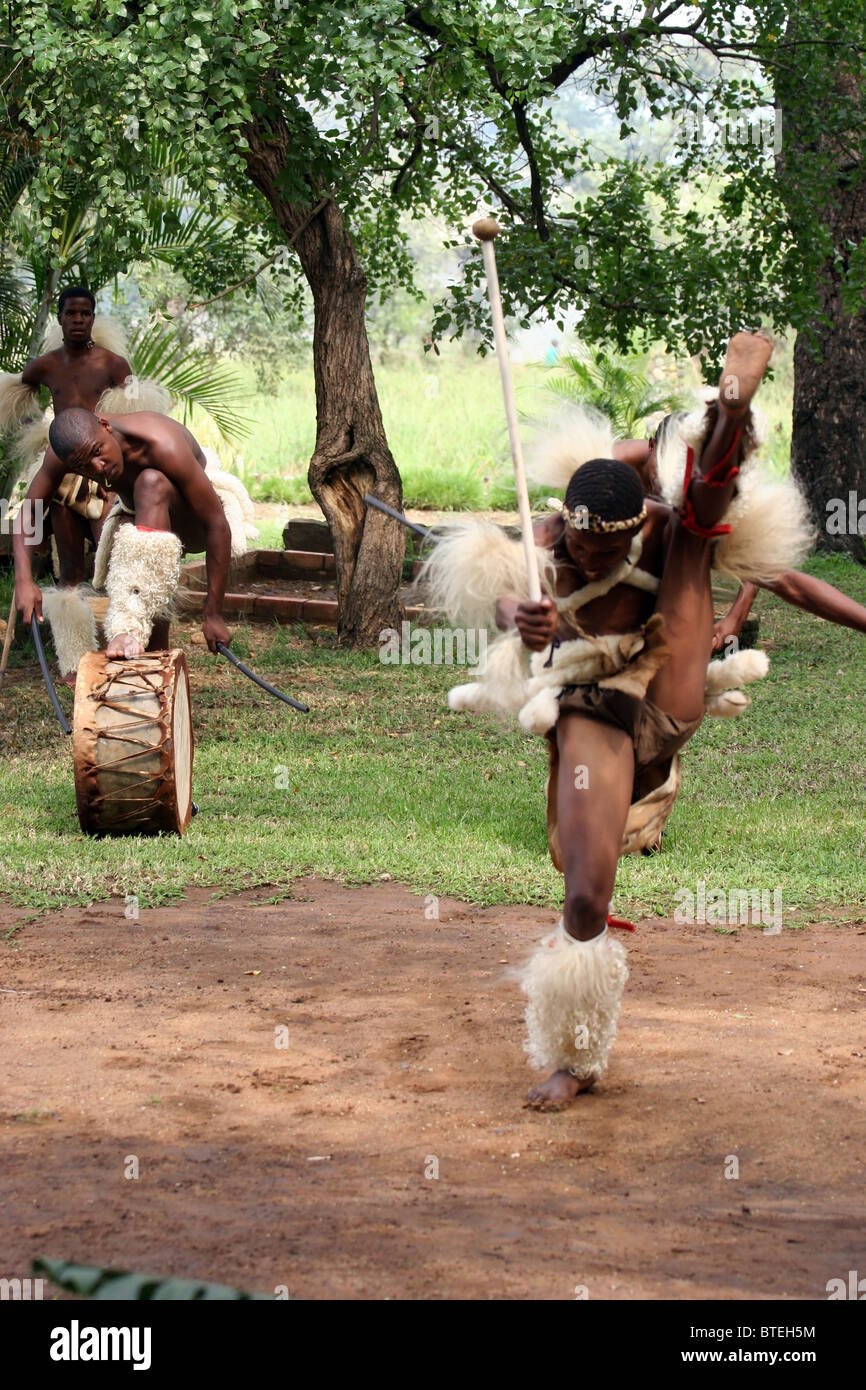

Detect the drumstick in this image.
[217,643,310,713]
[472,217,541,604]
[363,493,432,540]
[0,594,15,683]
[30,616,72,735]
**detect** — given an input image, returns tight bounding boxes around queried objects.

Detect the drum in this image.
[73,649,193,835]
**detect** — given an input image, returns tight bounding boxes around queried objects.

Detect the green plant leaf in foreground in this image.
[32,1256,276,1300]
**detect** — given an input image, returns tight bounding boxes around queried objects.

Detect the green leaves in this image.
[32,1257,274,1300]
[129,320,251,443]
[3,0,863,384]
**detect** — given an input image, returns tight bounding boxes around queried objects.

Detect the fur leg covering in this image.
[713,469,815,585]
[104,526,183,647]
[41,587,98,675]
[526,404,618,491]
[521,922,628,1081]
[653,391,813,583]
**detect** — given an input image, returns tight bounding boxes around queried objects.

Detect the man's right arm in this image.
[19,358,47,391]
[13,461,63,622]
[494,515,559,648]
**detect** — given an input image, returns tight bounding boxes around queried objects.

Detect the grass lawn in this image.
[1,552,865,925]
[196,340,799,510]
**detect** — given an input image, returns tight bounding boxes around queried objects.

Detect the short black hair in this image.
[564,458,645,527]
[57,286,96,315]
[49,407,99,460]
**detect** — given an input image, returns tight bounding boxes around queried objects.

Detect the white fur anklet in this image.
[520,920,628,1082]
[105,525,184,647]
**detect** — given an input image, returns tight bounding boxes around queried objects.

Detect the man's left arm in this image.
[760,569,866,634]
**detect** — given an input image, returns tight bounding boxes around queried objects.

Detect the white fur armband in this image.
[0,374,40,431]
[104,526,183,646]
[416,519,555,630]
[41,587,98,676]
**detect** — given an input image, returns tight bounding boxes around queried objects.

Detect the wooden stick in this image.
[0,593,16,682]
[217,643,310,713]
[472,217,541,603]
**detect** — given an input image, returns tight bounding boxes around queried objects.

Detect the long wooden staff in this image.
[0,593,15,684]
[472,217,542,603]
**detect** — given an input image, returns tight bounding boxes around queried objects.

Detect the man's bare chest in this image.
[44,360,115,410]
[554,569,657,638]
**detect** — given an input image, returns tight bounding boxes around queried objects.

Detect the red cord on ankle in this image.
[606,913,636,933]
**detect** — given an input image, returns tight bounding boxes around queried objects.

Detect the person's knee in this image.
[134,468,174,512]
[563,880,610,940]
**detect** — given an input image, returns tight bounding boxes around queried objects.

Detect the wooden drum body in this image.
[73,649,194,836]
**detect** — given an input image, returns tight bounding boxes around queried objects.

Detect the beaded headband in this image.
[561,503,647,534]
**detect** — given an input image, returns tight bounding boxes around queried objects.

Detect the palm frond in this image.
[547,347,684,437]
[129,321,251,445]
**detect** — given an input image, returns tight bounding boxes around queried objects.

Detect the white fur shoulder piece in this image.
[527,403,617,492]
[42,314,130,358]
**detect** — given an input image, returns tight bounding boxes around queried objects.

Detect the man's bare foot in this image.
[105,632,143,661]
[525,1069,595,1112]
[719,331,773,417]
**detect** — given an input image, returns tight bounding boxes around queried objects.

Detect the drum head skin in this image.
[73,649,194,837]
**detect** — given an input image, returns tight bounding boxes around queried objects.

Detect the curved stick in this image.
[363,494,432,541]
[217,643,310,713]
[30,617,72,735]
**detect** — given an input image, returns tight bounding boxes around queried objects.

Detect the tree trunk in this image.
[242,112,405,644]
[777,32,866,560]
[27,267,59,359]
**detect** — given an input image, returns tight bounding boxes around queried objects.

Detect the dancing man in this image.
[420,332,813,1110]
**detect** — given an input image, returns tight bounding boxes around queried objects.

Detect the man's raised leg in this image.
[647,332,773,724]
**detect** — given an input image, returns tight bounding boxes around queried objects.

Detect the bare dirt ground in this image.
[1,880,864,1301]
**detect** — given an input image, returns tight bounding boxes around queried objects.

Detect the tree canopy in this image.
[5,2,863,371]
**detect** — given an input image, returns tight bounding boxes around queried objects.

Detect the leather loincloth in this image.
[545,683,702,867]
[53,471,108,522]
